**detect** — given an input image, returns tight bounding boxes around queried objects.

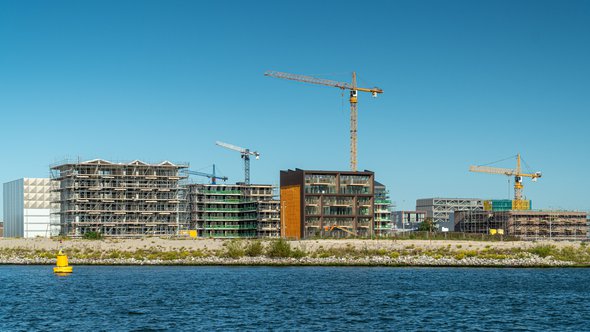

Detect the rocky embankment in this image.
[0,254,575,267]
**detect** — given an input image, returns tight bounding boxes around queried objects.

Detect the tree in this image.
[417,217,437,232]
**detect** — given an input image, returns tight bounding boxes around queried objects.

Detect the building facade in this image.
[454,210,588,240]
[50,159,188,237]
[416,198,484,231]
[3,178,53,238]
[280,169,375,239]
[374,181,394,236]
[187,184,280,238]
[393,211,426,231]
[257,199,281,238]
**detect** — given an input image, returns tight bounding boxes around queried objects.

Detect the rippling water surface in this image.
[0,266,589,331]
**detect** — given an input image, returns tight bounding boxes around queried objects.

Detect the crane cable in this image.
[478,154,536,174]
[478,155,518,167]
[520,156,535,174]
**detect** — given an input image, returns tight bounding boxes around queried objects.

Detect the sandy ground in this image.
[0,237,583,253]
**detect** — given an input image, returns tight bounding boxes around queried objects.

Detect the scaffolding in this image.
[187,183,280,238]
[455,210,588,240]
[50,159,189,237]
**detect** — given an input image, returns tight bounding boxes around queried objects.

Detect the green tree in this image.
[83,231,102,240]
[417,217,437,232]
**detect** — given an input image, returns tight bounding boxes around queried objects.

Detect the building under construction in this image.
[187,183,280,238]
[50,159,189,237]
[454,210,588,240]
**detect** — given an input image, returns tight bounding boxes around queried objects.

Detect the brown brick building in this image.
[280,169,375,239]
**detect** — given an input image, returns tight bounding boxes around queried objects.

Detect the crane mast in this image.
[216,141,260,185]
[265,70,383,171]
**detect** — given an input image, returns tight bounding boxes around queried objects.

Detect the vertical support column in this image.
[350,72,358,172]
[350,101,357,172]
[243,154,250,185]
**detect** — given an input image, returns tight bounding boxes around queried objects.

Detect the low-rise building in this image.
[280,169,375,239]
[3,178,53,238]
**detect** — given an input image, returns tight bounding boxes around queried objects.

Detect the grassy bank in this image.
[1,239,590,266]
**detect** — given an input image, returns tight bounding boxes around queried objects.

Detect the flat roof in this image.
[281,168,374,175]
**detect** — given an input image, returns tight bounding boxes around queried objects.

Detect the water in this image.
[0,266,589,331]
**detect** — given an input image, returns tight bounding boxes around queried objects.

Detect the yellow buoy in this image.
[53,250,73,274]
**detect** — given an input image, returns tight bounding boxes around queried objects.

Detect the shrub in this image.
[291,248,307,258]
[223,240,245,259]
[556,246,579,262]
[83,231,102,240]
[481,253,507,260]
[266,238,292,258]
[529,245,555,258]
[244,241,264,257]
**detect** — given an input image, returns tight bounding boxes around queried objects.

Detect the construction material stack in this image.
[483,199,533,212]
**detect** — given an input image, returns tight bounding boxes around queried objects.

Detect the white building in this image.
[3,178,55,238]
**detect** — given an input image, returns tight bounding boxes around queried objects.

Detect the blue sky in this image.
[1,0,589,214]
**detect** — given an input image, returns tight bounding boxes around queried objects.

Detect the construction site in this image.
[187,183,280,238]
[50,159,190,237]
[455,154,588,240]
[454,210,588,240]
[2,71,587,241]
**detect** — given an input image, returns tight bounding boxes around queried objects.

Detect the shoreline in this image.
[0,261,590,269]
[2,237,589,268]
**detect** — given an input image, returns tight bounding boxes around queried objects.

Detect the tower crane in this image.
[265,71,383,172]
[180,164,228,184]
[469,153,542,201]
[215,141,260,185]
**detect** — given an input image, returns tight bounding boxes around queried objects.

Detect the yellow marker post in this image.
[53,250,73,274]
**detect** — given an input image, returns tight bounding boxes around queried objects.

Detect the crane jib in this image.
[265,70,382,172]
[264,71,382,94]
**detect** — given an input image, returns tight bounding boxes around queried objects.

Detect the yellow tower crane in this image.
[265,71,383,172]
[469,153,542,202]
